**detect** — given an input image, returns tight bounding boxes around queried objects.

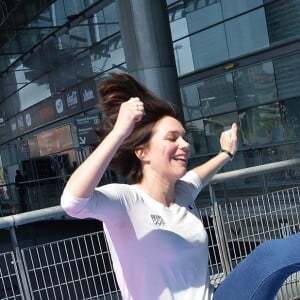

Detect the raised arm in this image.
[192,123,238,187]
[65,97,144,198]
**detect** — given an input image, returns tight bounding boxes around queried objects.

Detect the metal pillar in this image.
[115,0,183,115]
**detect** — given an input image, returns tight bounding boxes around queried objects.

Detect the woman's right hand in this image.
[113,97,145,139]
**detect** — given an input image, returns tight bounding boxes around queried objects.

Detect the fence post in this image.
[209,185,232,276]
[9,227,32,300]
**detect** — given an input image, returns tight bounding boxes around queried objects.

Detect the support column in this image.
[115,0,182,112]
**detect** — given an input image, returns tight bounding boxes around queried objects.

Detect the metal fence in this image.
[1,159,300,300]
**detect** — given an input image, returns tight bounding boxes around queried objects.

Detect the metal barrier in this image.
[0,159,300,300]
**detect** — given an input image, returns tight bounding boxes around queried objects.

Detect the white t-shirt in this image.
[61,170,213,300]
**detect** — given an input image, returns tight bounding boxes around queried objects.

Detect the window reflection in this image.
[221,0,263,19]
[90,34,124,74]
[282,99,300,140]
[169,1,188,40]
[185,112,238,155]
[185,0,222,34]
[181,83,202,121]
[19,74,51,110]
[186,119,207,155]
[174,39,194,75]
[204,112,238,152]
[234,61,277,109]
[239,103,282,146]
[274,53,300,100]
[225,8,269,58]
[198,73,236,116]
[191,24,228,70]
[265,0,300,44]
[52,62,77,93]
[103,2,120,36]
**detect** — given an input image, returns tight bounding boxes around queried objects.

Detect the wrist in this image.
[219,149,234,161]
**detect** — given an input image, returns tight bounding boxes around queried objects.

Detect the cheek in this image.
[162,143,176,157]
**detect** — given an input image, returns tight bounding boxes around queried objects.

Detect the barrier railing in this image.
[0,158,300,300]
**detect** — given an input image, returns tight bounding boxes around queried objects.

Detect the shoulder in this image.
[95,183,139,205]
[178,170,202,190]
[176,170,203,199]
[96,183,133,195]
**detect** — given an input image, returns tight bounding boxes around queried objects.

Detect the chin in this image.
[177,168,187,178]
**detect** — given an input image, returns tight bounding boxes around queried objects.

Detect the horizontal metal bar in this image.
[210,158,300,184]
[0,206,66,230]
[0,158,299,230]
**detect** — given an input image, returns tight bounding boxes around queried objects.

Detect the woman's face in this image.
[143,116,190,181]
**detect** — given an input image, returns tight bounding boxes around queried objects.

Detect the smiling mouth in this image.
[173,156,187,163]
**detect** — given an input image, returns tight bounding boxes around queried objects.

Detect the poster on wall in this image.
[9,117,18,137]
[54,87,82,119]
[79,80,98,109]
[36,125,74,156]
[76,112,101,145]
[27,137,40,158]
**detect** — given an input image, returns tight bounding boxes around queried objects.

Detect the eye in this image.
[166,136,177,142]
[182,134,188,142]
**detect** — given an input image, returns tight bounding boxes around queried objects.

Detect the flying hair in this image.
[97,72,180,183]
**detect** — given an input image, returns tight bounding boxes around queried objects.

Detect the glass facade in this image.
[169,0,300,203]
[0,0,300,212]
[0,0,126,211]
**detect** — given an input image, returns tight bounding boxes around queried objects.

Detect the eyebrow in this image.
[165,130,186,136]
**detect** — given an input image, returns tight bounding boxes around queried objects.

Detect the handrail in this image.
[0,206,66,230]
[0,175,69,188]
[210,158,300,184]
[0,158,299,230]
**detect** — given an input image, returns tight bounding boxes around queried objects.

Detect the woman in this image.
[61,73,300,300]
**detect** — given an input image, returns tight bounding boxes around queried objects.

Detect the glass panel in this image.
[167,0,180,5]
[18,29,41,53]
[90,33,124,75]
[174,38,194,75]
[22,49,51,81]
[169,1,188,40]
[19,74,51,110]
[186,119,207,155]
[63,0,84,16]
[265,0,300,44]
[185,0,222,34]
[239,102,284,146]
[274,53,300,100]
[52,62,77,93]
[2,95,19,119]
[261,143,300,189]
[281,98,300,140]
[74,52,94,81]
[32,7,54,39]
[181,83,202,121]
[190,24,228,70]
[204,112,239,153]
[221,0,263,19]
[234,61,277,109]
[90,10,107,43]
[198,73,236,116]
[109,35,125,66]
[69,22,93,52]
[51,0,68,25]
[103,2,119,36]
[225,8,269,58]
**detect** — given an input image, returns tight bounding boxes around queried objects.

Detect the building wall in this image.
[0,0,299,211]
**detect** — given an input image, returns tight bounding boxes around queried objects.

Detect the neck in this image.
[136,177,176,207]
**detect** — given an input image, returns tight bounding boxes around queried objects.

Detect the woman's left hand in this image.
[220,123,238,156]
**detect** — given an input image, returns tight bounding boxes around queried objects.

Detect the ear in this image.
[135,147,149,161]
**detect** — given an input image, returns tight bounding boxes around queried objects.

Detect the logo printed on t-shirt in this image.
[188,204,194,210]
[151,214,165,226]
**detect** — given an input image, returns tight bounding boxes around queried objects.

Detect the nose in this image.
[179,136,190,151]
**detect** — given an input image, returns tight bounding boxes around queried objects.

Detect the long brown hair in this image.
[98,72,180,183]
